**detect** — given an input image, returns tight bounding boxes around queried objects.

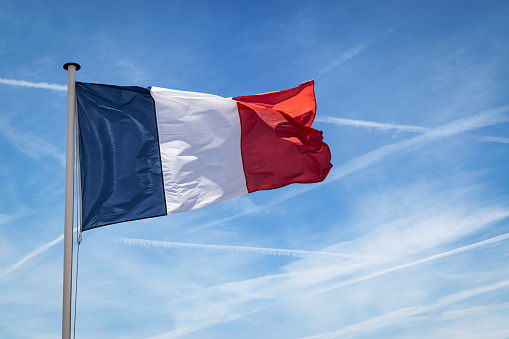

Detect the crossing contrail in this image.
[309,228,509,297]
[302,278,509,339]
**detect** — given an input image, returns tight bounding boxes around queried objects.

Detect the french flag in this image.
[76,80,332,231]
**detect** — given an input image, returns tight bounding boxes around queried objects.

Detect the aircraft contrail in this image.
[1,235,64,278]
[118,237,367,259]
[0,78,67,91]
[1,228,77,279]
[317,116,509,144]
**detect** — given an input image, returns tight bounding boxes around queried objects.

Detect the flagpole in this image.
[62,62,80,339]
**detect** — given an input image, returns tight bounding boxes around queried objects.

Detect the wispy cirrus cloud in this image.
[307,225,509,298]
[145,230,509,339]
[147,306,269,339]
[0,117,65,167]
[302,279,509,339]
[207,206,509,298]
[146,199,509,338]
[0,78,66,91]
[116,58,147,84]
[0,213,18,226]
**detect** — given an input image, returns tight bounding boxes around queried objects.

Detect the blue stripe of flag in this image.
[76,82,166,231]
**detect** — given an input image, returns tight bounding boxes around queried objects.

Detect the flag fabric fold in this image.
[76,80,332,231]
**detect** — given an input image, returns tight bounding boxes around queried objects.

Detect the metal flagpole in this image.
[62,62,80,339]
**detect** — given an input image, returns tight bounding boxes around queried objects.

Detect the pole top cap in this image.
[63,63,81,71]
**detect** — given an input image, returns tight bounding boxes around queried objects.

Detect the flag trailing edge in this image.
[76,80,332,231]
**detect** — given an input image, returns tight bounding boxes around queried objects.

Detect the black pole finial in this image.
[63,63,81,71]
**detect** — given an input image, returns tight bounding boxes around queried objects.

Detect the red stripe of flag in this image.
[234,80,332,193]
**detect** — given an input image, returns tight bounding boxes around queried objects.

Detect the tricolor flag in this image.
[76,80,332,231]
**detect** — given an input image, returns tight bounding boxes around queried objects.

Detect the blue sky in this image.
[1,0,509,338]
